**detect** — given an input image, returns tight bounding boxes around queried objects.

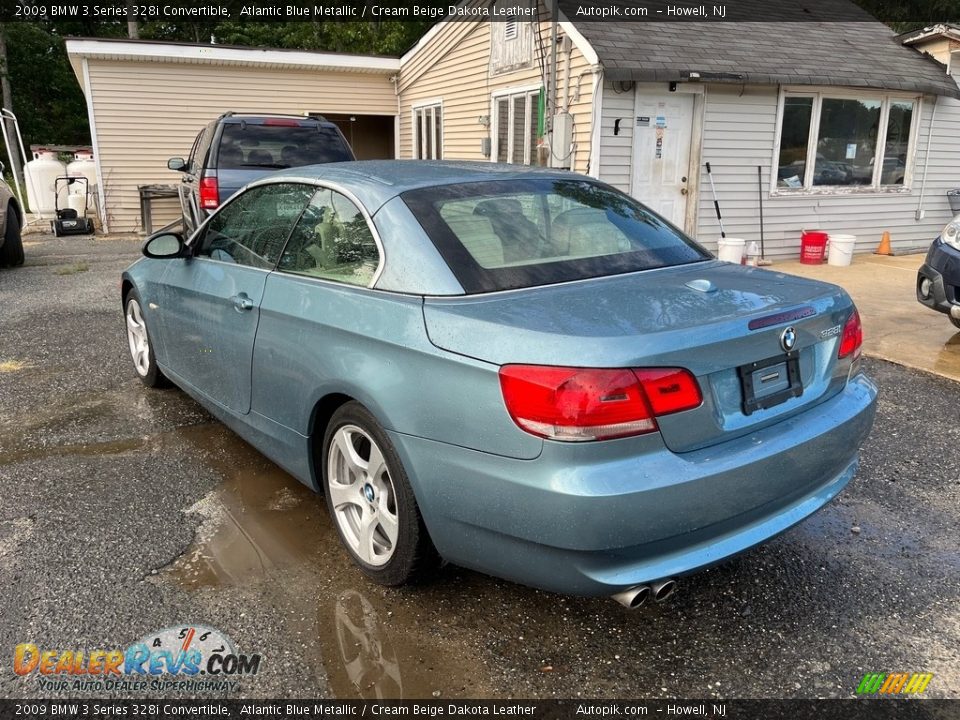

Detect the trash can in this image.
[949,189,960,214]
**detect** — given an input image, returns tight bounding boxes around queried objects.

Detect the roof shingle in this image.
[561,0,960,98]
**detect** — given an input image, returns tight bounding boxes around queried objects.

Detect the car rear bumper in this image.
[389,373,877,596]
[917,238,960,316]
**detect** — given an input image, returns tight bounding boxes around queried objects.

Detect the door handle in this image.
[680,188,688,195]
[231,293,255,312]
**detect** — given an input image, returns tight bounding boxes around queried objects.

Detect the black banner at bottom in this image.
[1,700,960,720]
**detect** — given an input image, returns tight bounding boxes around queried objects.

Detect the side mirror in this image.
[167,157,187,172]
[142,232,186,259]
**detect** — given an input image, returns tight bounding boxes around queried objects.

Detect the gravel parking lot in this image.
[1,234,959,699]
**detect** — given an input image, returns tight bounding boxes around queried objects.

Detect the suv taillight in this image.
[499,365,702,442]
[838,310,863,360]
[199,177,219,209]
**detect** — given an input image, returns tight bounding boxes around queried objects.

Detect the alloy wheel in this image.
[125,299,150,377]
[327,424,400,566]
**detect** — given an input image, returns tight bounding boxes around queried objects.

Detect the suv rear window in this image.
[401,178,710,293]
[217,123,352,169]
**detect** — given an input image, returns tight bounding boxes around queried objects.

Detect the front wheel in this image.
[322,402,439,586]
[124,291,169,388]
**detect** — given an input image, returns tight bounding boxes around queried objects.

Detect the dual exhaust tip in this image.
[611,579,677,609]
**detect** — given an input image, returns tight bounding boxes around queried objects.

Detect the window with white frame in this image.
[774,90,919,191]
[414,103,442,160]
[493,89,541,165]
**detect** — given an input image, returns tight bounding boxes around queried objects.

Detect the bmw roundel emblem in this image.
[780,326,797,352]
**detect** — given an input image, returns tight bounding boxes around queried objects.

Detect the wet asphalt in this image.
[0,233,958,700]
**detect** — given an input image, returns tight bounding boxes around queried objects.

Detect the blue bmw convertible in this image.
[122,161,877,607]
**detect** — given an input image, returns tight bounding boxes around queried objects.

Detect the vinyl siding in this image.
[85,60,396,233]
[694,84,960,258]
[599,79,960,258]
[397,10,596,174]
[597,80,635,193]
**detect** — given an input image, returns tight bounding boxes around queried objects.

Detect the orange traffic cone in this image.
[874,231,893,256]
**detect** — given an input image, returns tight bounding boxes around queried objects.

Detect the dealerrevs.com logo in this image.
[13,625,261,693]
[856,672,934,695]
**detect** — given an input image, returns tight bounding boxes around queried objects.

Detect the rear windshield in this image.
[217,123,352,170]
[401,178,710,293]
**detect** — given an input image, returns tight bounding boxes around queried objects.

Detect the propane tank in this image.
[24,149,66,217]
[66,151,98,195]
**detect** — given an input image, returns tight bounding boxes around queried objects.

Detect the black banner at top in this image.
[0,700,959,720]
[3,0,960,23]
[0,698,960,720]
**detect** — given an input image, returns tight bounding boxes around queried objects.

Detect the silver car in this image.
[0,169,24,268]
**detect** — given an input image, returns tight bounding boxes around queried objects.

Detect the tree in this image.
[0,23,23,185]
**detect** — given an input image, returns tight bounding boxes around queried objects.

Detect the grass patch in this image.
[0,360,27,373]
[54,262,89,276]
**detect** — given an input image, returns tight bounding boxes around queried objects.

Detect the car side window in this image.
[194,183,314,269]
[278,188,380,287]
[186,130,203,174]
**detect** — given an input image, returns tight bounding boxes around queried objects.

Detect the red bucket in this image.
[800,230,828,265]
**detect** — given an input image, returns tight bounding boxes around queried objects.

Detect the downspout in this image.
[916,94,938,220]
[586,66,603,178]
[390,74,401,159]
[548,0,558,124]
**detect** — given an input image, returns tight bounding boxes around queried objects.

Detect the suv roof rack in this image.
[217,111,328,122]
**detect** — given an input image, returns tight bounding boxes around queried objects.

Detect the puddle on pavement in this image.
[934,332,960,378]
[168,425,321,588]
[166,424,491,699]
[0,382,210,461]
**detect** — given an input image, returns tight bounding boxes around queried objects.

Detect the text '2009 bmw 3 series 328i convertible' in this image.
[122,161,877,608]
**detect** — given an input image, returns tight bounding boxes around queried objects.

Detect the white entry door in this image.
[631,92,695,228]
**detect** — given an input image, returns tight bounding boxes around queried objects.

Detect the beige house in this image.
[68,11,960,258]
[66,38,399,233]
[393,9,960,258]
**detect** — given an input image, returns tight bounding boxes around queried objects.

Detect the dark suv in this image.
[168,113,354,236]
[917,212,960,330]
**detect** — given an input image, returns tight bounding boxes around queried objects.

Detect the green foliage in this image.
[2,19,431,149]
[4,23,92,148]
[851,0,959,27]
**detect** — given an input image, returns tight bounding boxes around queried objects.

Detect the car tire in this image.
[124,290,170,388]
[0,207,24,268]
[322,402,440,586]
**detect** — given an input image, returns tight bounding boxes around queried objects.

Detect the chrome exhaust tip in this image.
[651,578,678,603]
[611,585,651,609]
[950,305,960,320]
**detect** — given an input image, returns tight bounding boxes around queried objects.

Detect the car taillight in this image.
[263,118,301,126]
[199,177,219,209]
[838,309,863,360]
[498,365,702,442]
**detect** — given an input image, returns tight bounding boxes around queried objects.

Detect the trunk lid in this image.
[423,261,857,453]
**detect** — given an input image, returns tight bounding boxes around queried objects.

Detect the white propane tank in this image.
[66,194,87,217]
[66,151,98,195]
[25,149,66,217]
